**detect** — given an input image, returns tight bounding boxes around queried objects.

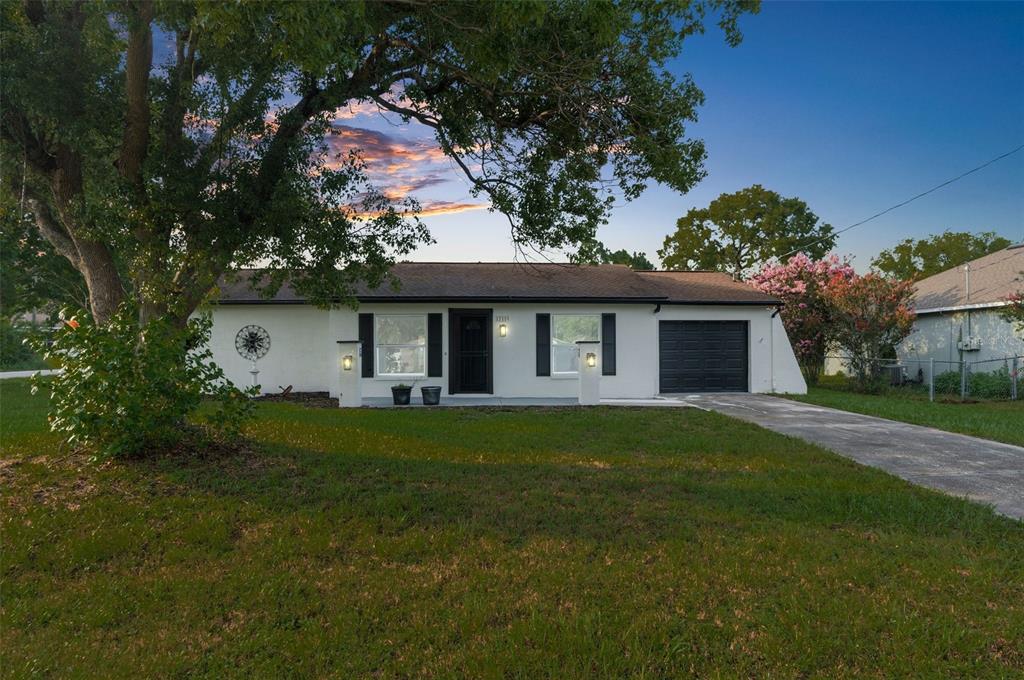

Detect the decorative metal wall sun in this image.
[235,325,271,361]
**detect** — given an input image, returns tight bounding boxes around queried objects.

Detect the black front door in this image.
[449,309,493,394]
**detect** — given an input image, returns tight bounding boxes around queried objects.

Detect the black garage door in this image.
[659,321,748,393]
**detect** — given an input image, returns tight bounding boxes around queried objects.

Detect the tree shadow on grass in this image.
[134,421,1021,553]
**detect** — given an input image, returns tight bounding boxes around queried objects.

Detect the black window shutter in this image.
[358,313,374,378]
[427,313,443,377]
[536,313,551,376]
[602,313,616,376]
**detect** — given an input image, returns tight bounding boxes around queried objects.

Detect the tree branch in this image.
[25,195,81,269]
[161,26,201,154]
[116,0,154,192]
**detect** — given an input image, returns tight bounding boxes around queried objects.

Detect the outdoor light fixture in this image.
[342,354,354,371]
[586,352,597,368]
[498,323,508,337]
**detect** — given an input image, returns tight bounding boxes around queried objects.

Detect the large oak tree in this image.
[2,0,757,328]
[871,230,1012,281]
[659,184,835,278]
[2,0,758,452]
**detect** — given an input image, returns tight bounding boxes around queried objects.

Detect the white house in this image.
[898,244,1024,379]
[208,263,806,403]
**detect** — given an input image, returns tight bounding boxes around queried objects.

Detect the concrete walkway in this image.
[685,393,1024,520]
[0,369,59,380]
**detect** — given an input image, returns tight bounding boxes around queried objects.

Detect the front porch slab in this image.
[361,396,698,408]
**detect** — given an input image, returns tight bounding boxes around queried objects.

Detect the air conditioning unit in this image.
[957,336,982,352]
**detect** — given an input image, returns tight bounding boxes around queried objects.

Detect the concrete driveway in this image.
[684,393,1024,520]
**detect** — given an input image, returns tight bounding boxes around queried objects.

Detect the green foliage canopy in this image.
[571,239,655,270]
[1,0,758,326]
[871,230,1012,280]
[0,201,87,322]
[659,184,835,278]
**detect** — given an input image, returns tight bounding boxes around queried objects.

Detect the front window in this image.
[552,314,600,374]
[376,315,426,376]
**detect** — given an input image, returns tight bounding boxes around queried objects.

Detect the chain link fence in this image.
[823,355,1021,401]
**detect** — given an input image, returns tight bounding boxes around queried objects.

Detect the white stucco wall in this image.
[205,302,807,397]
[770,314,808,394]
[898,308,1024,380]
[206,305,333,393]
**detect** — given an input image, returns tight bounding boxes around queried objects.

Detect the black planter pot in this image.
[391,386,412,406]
[421,386,442,406]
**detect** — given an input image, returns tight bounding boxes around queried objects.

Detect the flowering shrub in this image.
[827,273,916,391]
[750,253,855,384]
[31,306,254,458]
[752,254,916,391]
[1002,291,1024,334]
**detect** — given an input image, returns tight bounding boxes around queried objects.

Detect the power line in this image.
[780,142,1024,259]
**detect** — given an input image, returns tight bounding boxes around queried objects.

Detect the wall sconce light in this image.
[585,352,597,368]
[498,323,508,337]
[342,354,354,371]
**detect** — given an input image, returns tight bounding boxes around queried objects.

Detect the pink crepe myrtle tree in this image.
[750,253,855,384]
[827,273,916,391]
[1001,287,1024,335]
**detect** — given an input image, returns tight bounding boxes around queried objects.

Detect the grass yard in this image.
[788,386,1024,448]
[2,378,1023,678]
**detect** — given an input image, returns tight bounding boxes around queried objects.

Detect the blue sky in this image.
[355,1,1023,268]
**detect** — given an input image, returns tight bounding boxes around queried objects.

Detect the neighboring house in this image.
[208,263,806,401]
[898,244,1024,377]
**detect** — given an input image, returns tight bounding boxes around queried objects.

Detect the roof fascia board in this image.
[914,300,1010,315]
[216,297,778,306]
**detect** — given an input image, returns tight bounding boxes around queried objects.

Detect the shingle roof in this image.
[217,263,779,305]
[912,245,1024,312]
[635,270,781,304]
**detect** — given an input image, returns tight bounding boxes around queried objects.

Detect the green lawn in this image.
[2,379,1022,678]
[788,386,1024,447]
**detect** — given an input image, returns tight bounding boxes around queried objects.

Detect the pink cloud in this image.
[320,123,481,214]
[347,200,488,219]
[332,100,386,121]
[324,125,447,166]
[415,201,489,217]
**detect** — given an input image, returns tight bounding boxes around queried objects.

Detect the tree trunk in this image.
[26,193,125,325]
[77,243,126,324]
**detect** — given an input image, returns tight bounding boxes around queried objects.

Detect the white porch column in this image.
[576,340,601,405]
[335,340,362,408]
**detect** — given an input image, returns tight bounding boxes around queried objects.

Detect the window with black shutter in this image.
[535,313,551,376]
[602,313,616,376]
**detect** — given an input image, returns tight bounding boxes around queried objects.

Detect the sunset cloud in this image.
[189,108,486,218]
[347,200,489,219]
[332,99,387,121]
[323,123,486,217]
[324,124,447,166]
[415,201,489,217]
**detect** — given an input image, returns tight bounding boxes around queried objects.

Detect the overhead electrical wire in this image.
[779,142,1024,259]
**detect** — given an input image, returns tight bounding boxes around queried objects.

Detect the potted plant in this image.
[420,385,442,406]
[391,383,413,405]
